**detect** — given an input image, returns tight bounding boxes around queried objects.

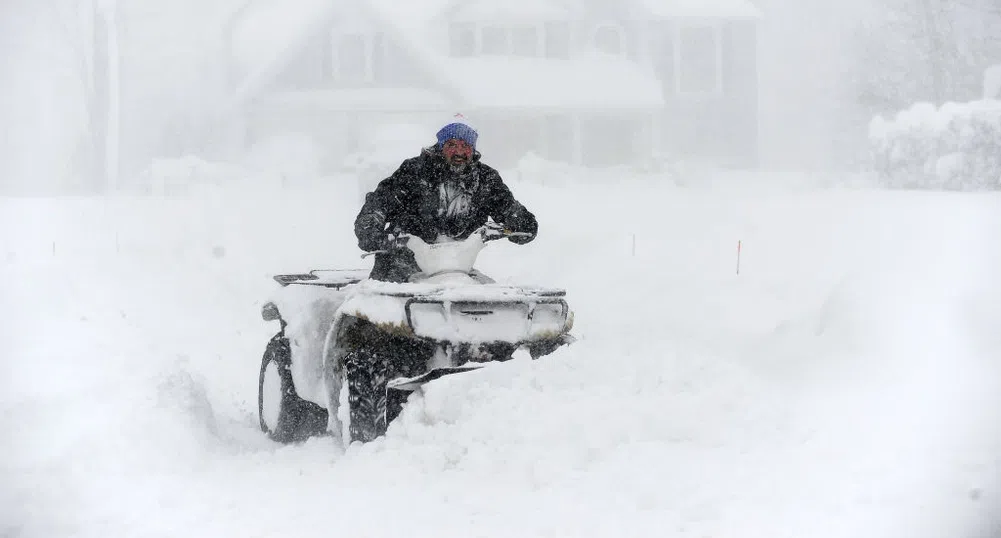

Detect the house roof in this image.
[228,0,670,114]
[227,0,341,109]
[229,0,337,77]
[638,0,763,19]
[366,0,663,110]
[256,88,451,112]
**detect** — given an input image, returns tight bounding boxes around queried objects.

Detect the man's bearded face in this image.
[442,139,473,168]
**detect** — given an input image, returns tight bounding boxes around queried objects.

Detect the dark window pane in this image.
[481,27,508,55]
[678,26,718,93]
[654,21,675,93]
[594,25,622,55]
[372,32,386,82]
[337,34,367,79]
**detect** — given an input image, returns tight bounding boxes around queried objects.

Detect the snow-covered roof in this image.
[363,0,663,110]
[229,0,338,75]
[228,0,669,113]
[257,88,452,112]
[639,0,762,18]
[444,55,664,109]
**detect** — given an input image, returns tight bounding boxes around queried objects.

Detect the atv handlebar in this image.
[361,223,531,258]
[480,222,533,242]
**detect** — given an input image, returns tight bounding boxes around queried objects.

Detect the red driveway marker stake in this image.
[736,240,742,275]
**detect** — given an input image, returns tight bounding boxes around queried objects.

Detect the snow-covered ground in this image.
[3,167,1000,537]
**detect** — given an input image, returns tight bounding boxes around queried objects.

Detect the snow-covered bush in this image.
[868,100,1001,191]
[985,64,1001,100]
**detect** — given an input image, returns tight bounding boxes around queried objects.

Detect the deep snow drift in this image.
[2,167,1000,538]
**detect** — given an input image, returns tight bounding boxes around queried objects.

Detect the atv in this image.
[257,223,575,446]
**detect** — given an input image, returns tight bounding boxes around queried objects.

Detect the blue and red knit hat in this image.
[435,115,478,149]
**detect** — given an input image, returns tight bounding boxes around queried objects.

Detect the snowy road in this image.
[3,177,1000,537]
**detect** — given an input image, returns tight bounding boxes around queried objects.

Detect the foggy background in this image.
[1,0,998,195]
[2,2,1001,537]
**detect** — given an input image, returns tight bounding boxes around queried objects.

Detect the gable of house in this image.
[228,0,465,110]
[228,0,762,106]
[636,0,762,19]
[363,0,667,111]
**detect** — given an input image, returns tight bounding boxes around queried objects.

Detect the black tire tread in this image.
[258,333,328,444]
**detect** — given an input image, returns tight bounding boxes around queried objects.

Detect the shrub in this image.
[868,100,1001,191]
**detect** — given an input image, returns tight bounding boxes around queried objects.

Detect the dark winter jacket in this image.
[354,145,538,282]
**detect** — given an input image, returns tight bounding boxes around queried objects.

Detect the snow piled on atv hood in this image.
[3,169,1001,538]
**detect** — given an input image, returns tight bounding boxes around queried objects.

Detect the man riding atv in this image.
[332,117,541,441]
[258,118,569,447]
[354,117,538,283]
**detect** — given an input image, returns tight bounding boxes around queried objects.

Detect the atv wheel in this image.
[258,334,328,443]
[344,348,391,443]
[340,317,434,444]
[342,349,420,444]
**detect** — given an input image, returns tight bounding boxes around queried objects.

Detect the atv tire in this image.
[341,317,432,444]
[258,333,328,443]
[344,348,391,443]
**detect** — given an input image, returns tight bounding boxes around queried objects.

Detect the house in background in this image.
[225,0,762,172]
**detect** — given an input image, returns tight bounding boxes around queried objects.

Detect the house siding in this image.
[722,20,758,166]
[473,111,651,169]
[654,21,758,167]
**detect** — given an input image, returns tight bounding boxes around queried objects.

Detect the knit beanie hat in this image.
[435,119,478,149]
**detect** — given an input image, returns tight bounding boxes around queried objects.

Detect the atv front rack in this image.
[273,269,369,289]
[403,296,571,343]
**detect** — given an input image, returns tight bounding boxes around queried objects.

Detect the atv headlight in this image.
[528,301,568,337]
[407,302,447,335]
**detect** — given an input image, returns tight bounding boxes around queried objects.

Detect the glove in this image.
[382,228,411,251]
[507,230,536,245]
[494,224,535,244]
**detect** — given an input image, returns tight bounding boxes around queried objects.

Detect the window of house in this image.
[481,26,509,55]
[544,21,571,59]
[511,26,539,57]
[593,24,624,56]
[675,25,721,94]
[334,33,369,81]
[450,23,476,57]
[449,23,561,58]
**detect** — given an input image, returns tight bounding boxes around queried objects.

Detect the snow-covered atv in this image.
[257,224,575,446]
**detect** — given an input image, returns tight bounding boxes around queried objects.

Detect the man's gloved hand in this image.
[507,230,535,245]
[492,223,534,244]
[383,228,411,251]
[481,221,535,244]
